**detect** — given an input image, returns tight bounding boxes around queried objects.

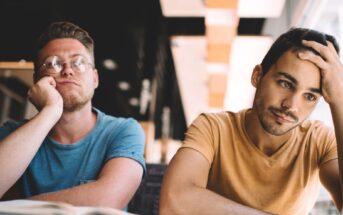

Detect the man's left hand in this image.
[298,40,343,105]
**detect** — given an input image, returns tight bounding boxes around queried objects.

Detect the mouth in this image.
[56,80,79,86]
[270,109,297,124]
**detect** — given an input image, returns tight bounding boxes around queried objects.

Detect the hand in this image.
[298,40,343,105]
[27,76,63,115]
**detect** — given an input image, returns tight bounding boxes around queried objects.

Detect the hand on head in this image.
[27,76,63,115]
[298,40,343,104]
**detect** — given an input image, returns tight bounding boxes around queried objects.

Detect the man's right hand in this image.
[160,148,275,215]
[27,76,63,118]
[0,77,65,197]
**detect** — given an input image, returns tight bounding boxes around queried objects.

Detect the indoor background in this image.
[0,0,342,214]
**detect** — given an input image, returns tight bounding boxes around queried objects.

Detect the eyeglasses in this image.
[40,55,94,74]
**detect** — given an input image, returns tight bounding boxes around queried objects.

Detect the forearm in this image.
[160,186,275,215]
[330,102,343,209]
[0,106,61,197]
[30,180,125,209]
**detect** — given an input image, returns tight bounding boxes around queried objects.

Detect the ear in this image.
[251,64,263,88]
[93,68,99,89]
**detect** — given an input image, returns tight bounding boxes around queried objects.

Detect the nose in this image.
[281,94,300,113]
[60,62,75,76]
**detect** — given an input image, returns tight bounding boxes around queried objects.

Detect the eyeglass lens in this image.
[41,55,90,74]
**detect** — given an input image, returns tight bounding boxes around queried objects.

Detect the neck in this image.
[245,109,292,156]
[49,102,97,144]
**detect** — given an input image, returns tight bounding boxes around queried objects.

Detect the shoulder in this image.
[191,110,242,129]
[94,108,144,138]
[297,120,336,154]
[95,108,142,130]
[298,120,334,137]
[185,110,242,144]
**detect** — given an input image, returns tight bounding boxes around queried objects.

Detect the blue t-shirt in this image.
[0,108,146,197]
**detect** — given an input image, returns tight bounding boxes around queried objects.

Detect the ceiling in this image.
[0,0,281,139]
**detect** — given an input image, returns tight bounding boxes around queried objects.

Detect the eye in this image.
[72,57,84,66]
[72,56,88,69]
[47,61,60,68]
[42,56,62,73]
[304,93,317,102]
[278,80,293,89]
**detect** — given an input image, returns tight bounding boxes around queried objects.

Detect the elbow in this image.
[96,187,137,210]
[0,187,10,200]
[160,186,185,215]
[95,195,129,210]
[159,193,176,215]
[93,199,124,210]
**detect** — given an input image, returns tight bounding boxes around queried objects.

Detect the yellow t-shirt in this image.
[181,109,337,215]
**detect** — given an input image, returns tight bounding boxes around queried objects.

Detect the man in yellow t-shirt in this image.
[160,28,343,215]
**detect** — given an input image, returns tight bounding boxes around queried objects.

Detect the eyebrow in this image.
[277,71,322,94]
[70,54,84,58]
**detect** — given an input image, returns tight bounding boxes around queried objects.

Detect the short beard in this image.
[62,91,94,112]
[254,95,299,136]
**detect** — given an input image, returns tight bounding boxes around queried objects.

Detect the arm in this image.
[0,76,62,197]
[319,160,342,209]
[30,157,143,209]
[300,40,343,211]
[160,148,275,215]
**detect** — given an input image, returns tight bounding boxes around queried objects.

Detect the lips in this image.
[56,80,79,86]
[270,109,297,124]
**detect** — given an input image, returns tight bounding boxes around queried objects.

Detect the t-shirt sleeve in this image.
[105,118,146,173]
[315,123,337,166]
[181,113,216,164]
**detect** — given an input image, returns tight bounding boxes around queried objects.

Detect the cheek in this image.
[83,76,97,91]
[256,85,281,104]
[299,101,317,115]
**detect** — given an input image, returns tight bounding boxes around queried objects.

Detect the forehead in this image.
[267,50,321,88]
[37,38,91,64]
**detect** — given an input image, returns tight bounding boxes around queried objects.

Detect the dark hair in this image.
[33,21,94,73]
[261,27,340,75]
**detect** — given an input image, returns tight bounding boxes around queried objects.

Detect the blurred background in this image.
[0,0,342,214]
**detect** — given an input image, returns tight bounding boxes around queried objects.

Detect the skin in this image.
[160,40,343,214]
[246,49,321,156]
[0,38,143,209]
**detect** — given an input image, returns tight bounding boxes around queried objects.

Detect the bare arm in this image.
[30,157,143,209]
[300,40,343,212]
[160,148,275,215]
[0,76,63,197]
[321,100,343,211]
[329,90,343,211]
[319,160,342,209]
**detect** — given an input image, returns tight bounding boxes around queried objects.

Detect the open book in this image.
[0,199,135,215]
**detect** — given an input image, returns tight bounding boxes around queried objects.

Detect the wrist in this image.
[40,104,63,122]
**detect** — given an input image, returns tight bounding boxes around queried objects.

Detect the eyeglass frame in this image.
[39,55,95,75]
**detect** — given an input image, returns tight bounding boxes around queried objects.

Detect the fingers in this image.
[301,40,338,61]
[298,51,328,70]
[327,41,338,54]
[27,75,62,111]
[45,76,56,87]
[28,76,56,98]
[37,76,56,87]
[298,40,342,72]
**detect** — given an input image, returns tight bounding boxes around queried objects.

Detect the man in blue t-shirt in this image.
[0,21,145,209]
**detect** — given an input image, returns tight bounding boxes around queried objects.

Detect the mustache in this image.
[269,106,299,122]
